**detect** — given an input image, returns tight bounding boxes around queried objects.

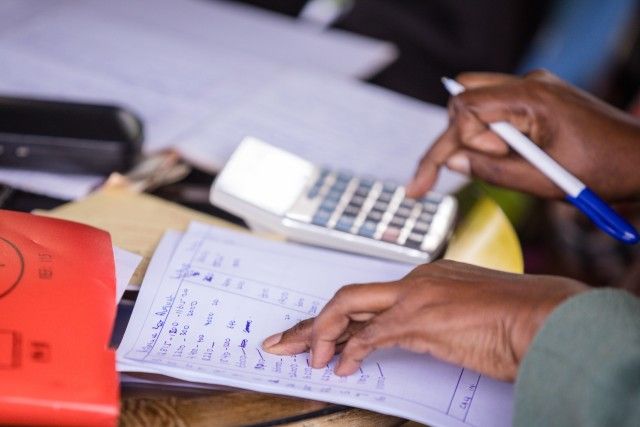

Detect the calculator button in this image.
[372,201,388,212]
[419,212,434,223]
[382,182,397,192]
[325,189,343,202]
[349,195,366,207]
[342,205,360,217]
[312,211,331,227]
[413,221,430,233]
[335,216,355,232]
[331,181,348,192]
[354,186,370,198]
[377,192,393,203]
[358,221,377,238]
[389,216,406,228]
[400,199,416,210]
[395,207,412,218]
[336,171,352,182]
[319,199,338,212]
[381,226,401,243]
[408,232,424,242]
[312,173,326,186]
[404,238,422,249]
[366,211,383,222]
[359,177,375,188]
[307,186,321,199]
[422,202,439,214]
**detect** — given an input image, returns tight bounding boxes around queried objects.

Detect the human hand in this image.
[405,71,640,202]
[262,260,587,381]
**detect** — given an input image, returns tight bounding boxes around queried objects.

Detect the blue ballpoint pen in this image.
[442,77,639,244]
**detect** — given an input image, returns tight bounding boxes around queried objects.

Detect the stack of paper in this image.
[0,0,465,200]
[117,221,513,427]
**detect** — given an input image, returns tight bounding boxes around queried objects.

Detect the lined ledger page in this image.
[117,223,512,427]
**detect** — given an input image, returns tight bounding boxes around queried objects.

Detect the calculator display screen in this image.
[215,138,315,215]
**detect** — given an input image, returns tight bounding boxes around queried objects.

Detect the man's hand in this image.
[405,70,640,201]
[262,260,587,381]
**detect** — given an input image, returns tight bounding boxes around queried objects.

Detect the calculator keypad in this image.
[291,169,454,254]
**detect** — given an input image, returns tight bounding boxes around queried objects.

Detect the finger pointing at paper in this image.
[262,260,587,381]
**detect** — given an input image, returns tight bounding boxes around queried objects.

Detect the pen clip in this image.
[567,188,639,244]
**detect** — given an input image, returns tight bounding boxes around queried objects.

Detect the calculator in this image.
[210,137,457,264]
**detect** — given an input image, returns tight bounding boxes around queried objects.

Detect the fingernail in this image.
[447,153,470,175]
[262,332,282,349]
[310,349,319,368]
[334,360,352,377]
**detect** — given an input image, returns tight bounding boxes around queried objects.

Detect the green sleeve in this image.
[514,289,640,427]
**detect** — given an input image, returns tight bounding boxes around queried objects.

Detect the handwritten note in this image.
[117,223,513,427]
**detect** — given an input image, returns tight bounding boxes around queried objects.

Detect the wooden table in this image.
[120,387,421,426]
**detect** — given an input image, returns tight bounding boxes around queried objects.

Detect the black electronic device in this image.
[0,96,143,174]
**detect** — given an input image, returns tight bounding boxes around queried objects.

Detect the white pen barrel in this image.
[489,122,585,197]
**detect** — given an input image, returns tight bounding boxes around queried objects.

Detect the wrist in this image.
[511,285,589,364]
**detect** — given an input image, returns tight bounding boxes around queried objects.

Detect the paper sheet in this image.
[177,69,467,194]
[0,168,104,201]
[113,246,143,304]
[117,222,513,426]
[0,0,464,199]
[0,0,394,153]
[85,0,397,79]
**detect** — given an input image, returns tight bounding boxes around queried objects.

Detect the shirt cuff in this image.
[514,288,640,426]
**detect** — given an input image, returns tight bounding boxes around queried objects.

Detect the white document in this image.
[118,222,513,426]
[177,69,467,194]
[113,246,143,304]
[0,0,70,34]
[0,168,104,201]
[0,0,464,198]
[85,0,397,80]
[0,1,393,153]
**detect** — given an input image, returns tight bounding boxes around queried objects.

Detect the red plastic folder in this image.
[0,210,119,426]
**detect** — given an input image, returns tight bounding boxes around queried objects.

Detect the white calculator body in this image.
[210,137,457,264]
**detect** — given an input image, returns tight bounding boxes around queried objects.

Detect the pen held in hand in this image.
[441,77,639,244]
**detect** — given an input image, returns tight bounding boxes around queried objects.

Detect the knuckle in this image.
[283,319,312,341]
[524,68,547,79]
[409,260,446,277]
[450,93,470,112]
[470,156,504,183]
[524,68,554,81]
[350,327,377,351]
[292,318,312,333]
[434,259,458,269]
[419,143,436,164]
[309,324,325,346]
[334,283,358,299]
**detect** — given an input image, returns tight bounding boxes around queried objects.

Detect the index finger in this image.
[405,125,458,198]
[309,282,400,368]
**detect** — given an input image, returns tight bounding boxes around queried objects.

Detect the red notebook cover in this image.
[0,210,119,426]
